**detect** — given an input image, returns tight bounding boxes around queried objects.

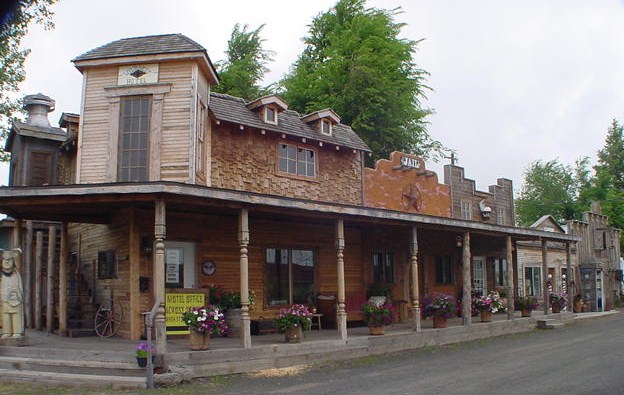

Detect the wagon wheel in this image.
[94,300,123,338]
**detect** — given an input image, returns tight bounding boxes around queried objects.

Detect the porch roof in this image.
[0,181,579,242]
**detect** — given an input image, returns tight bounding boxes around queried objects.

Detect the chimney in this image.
[23,93,55,128]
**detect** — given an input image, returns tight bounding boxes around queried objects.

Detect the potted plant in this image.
[549,292,567,313]
[276,304,312,343]
[516,296,539,317]
[422,293,455,328]
[220,290,256,338]
[361,301,395,335]
[474,291,505,322]
[135,341,157,368]
[181,305,228,350]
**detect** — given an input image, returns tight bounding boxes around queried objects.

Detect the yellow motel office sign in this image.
[165,292,205,335]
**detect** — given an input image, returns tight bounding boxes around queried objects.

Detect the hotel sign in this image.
[165,292,205,335]
[118,64,159,86]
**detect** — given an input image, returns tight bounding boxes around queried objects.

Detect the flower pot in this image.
[551,302,561,313]
[368,326,385,335]
[480,310,492,322]
[433,315,447,328]
[225,308,242,338]
[136,356,155,368]
[285,326,303,343]
[521,309,532,318]
[189,329,210,350]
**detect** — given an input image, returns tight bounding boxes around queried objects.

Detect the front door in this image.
[473,256,487,296]
[164,241,196,289]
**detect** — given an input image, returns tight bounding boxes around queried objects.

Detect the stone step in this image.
[536,319,565,329]
[0,368,146,389]
[0,356,146,377]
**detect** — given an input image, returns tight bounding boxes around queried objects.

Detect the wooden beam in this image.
[46,225,56,333]
[24,221,33,328]
[12,218,22,271]
[35,231,43,331]
[58,223,68,336]
[129,208,141,340]
[542,239,549,315]
[506,236,514,319]
[566,242,573,310]
[462,232,472,325]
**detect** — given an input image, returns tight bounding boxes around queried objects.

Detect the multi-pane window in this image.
[524,266,542,296]
[461,200,472,220]
[435,255,453,284]
[266,248,315,306]
[119,96,151,182]
[496,207,506,225]
[278,144,315,177]
[372,252,395,285]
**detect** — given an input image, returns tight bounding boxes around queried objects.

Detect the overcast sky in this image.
[9,0,624,192]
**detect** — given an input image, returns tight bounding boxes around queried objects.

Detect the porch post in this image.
[542,239,549,315]
[35,231,43,331]
[46,225,56,333]
[336,219,347,340]
[154,198,167,353]
[24,221,33,328]
[238,208,251,349]
[59,223,68,336]
[410,226,421,331]
[566,242,573,310]
[129,208,141,340]
[505,236,514,320]
[12,219,22,271]
[462,232,472,325]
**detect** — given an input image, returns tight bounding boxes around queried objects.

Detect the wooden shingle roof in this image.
[209,93,371,152]
[73,34,207,62]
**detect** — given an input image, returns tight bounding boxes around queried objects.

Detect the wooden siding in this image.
[78,61,196,184]
[210,123,364,205]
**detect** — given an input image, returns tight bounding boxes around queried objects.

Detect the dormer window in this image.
[302,108,340,138]
[265,106,277,124]
[246,94,288,125]
[320,119,332,136]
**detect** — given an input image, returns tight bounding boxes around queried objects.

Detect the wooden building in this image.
[0,34,579,352]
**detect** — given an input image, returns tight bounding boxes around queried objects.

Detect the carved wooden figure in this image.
[1,249,24,338]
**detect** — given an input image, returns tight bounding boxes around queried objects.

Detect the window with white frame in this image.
[265,106,277,124]
[278,143,316,177]
[461,200,472,220]
[320,119,332,136]
[524,266,542,296]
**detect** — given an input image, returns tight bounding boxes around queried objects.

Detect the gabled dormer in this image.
[246,94,288,125]
[301,109,341,137]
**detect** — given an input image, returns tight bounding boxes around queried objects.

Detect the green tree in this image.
[587,119,624,235]
[212,24,274,100]
[0,0,58,160]
[280,0,442,164]
[515,159,585,226]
